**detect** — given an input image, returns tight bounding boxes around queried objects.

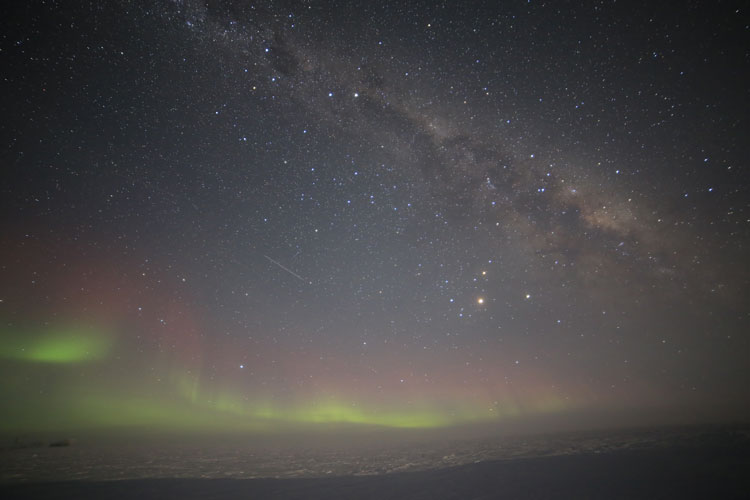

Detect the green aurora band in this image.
[1,387,570,434]
[0,325,570,435]
[0,324,113,363]
[1,373,570,435]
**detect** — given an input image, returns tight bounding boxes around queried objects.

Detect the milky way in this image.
[1,1,748,437]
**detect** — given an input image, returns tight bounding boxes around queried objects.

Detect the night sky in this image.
[1,1,748,439]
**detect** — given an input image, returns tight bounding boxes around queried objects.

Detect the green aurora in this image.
[0,324,113,363]
[1,377,570,435]
[0,323,570,435]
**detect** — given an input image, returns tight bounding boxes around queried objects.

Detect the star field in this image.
[1,1,748,437]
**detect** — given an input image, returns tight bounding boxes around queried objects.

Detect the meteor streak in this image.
[263,255,309,284]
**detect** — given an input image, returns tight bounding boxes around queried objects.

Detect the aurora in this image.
[1,0,747,457]
[0,324,113,364]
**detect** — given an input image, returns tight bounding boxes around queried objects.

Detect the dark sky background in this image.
[1,0,748,441]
